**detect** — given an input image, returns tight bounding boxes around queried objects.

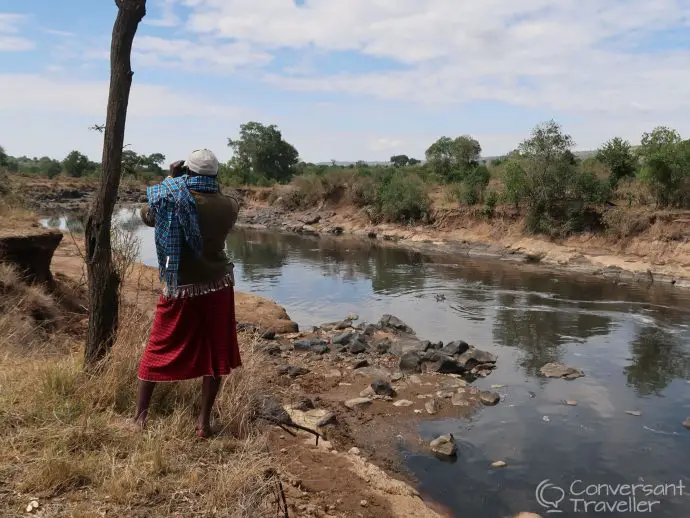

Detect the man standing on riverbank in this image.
[134,149,241,438]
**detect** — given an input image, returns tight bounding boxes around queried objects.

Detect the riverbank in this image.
[0,207,467,517]
[235,185,690,289]
[13,173,689,289]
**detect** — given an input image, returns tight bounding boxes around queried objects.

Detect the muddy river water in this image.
[43,210,690,517]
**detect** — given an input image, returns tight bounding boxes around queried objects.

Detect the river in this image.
[43,209,690,517]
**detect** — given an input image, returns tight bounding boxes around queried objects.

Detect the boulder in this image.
[379,314,415,334]
[235,292,298,334]
[391,335,427,356]
[456,347,497,369]
[348,342,367,354]
[332,331,354,345]
[682,417,690,430]
[424,353,466,375]
[430,434,457,457]
[0,229,63,286]
[399,351,422,373]
[441,340,470,356]
[539,363,585,380]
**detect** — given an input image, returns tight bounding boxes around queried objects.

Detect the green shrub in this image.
[377,172,430,223]
[636,127,690,208]
[484,190,498,218]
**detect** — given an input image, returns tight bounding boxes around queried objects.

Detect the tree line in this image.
[0,146,166,180]
[3,119,689,224]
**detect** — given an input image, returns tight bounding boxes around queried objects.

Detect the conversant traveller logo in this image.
[535,479,686,513]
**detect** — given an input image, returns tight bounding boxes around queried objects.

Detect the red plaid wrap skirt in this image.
[138,285,242,382]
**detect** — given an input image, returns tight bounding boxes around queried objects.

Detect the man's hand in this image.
[169,160,186,177]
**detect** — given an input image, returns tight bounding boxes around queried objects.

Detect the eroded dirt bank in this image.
[236,186,690,289]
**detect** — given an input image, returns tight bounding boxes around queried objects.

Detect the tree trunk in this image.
[84,0,146,369]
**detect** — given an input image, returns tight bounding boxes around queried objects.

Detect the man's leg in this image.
[134,380,156,428]
[198,376,222,437]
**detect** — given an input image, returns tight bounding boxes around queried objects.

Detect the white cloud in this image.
[145,0,181,27]
[159,0,690,119]
[0,73,245,118]
[133,36,273,72]
[368,137,403,152]
[0,13,34,51]
[0,73,256,163]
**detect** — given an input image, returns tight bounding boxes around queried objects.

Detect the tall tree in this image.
[0,145,7,166]
[390,154,409,167]
[227,121,299,183]
[596,137,637,187]
[425,135,481,182]
[63,150,90,177]
[84,0,146,368]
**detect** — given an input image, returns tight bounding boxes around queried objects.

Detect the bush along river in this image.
[43,209,690,518]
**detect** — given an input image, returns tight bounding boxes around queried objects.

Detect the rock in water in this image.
[491,460,507,468]
[539,363,585,380]
[393,399,414,407]
[371,379,396,397]
[456,347,498,369]
[626,410,642,416]
[399,351,422,373]
[682,417,690,430]
[430,434,457,457]
[344,397,372,410]
[479,391,500,406]
[379,314,415,334]
[441,340,470,356]
[425,399,440,415]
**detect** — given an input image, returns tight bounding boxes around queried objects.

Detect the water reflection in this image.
[625,327,690,396]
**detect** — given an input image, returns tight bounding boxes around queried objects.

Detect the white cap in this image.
[184,149,218,176]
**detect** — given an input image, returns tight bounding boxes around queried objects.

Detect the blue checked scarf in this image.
[146,175,219,292]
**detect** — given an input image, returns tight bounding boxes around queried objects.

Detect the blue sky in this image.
[1,0,690,164]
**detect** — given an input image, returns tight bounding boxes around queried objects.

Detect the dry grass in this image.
[0,266,283,517]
